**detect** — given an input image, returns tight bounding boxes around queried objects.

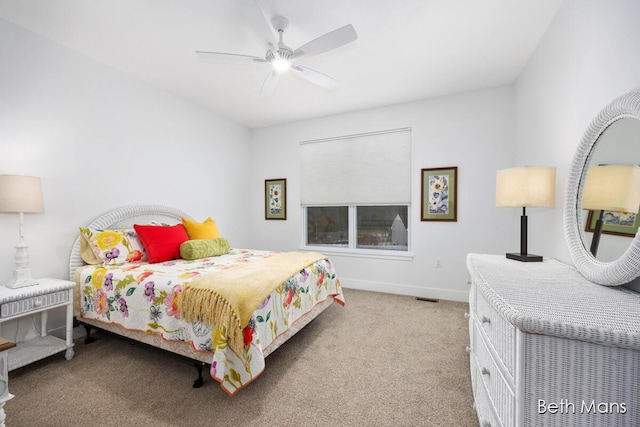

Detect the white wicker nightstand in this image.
[467,254,640,427]
[0,278,75,371]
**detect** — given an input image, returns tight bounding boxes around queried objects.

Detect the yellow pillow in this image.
[181,217,221,240]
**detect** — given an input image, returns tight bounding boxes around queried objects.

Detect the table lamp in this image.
[0,175,44,288]
[582,164,640,257]
[496,166,556,262]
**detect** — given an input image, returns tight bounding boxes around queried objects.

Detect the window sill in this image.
[300,246,414,261]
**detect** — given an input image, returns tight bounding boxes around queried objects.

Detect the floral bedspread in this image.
[77,248,344,395]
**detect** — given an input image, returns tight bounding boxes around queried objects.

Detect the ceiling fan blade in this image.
[291,65,340,91]
[196,51,267,64]
[291,24,357,60]
[238,0,277,45]
[260,70,281,97]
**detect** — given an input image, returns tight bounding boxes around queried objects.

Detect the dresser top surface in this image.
[467,253,640,350]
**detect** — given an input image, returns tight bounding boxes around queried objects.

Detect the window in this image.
[301,128,411,254]
[307,206,348,247]
[305,206,408,251]
[357,206,408,250]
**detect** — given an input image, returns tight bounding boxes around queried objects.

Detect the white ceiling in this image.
[0,0,563,129]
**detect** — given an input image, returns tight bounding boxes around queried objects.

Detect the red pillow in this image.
[133,224,189,263]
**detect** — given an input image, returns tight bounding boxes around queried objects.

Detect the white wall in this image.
[0,19,251,337]
[249,87,516,302]
[514,0,640,265]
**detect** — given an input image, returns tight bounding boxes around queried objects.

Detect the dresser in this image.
[467,254,640,427]
[0,278,75,371]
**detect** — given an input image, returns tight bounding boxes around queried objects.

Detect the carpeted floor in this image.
[5,288,477,426]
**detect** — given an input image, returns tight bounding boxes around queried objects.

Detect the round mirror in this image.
[579,118,640,262]
[565,89,640,285]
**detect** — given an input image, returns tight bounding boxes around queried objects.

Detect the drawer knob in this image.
[481,315,491,324]
[481,421,492,427]
[464,312,470,319]
[481,367,490,376]
[34,300,43,308]
[465,346,471,354]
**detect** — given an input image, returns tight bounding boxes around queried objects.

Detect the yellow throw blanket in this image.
[178,251,327,354]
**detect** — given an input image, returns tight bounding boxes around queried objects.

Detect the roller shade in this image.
[301,128,411,206]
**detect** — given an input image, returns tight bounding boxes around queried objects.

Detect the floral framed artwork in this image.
[265,178,287,220]
[585,209,640,237]
[421,167,457,222]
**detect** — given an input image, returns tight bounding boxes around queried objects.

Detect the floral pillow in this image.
[79,227,147,265]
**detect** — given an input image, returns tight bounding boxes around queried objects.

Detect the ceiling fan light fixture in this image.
[272,58,291,72]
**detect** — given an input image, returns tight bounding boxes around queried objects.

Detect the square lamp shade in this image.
[582,165,640,213]
[0,174,44,288]
[582,164,640,256]
[496,166,556,208]
[496,166,556,262]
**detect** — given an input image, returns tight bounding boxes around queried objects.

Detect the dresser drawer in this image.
[0,290,70,319]
[475,290,516,376]
[475,323,515,427]
[473,363,500,427]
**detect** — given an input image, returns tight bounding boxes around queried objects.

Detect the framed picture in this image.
[421,167,457,222]
[585,209,640,237]
[265,178,287,220]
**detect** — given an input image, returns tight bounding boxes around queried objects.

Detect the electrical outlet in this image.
[435,258,442,268]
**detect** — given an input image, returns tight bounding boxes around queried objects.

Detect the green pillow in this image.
[180,238,230,260]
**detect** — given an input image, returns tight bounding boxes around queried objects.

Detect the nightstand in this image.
[0,278,75,371]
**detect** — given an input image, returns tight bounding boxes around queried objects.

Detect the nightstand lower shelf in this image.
[0,278,76,372]
[7,335,69,371]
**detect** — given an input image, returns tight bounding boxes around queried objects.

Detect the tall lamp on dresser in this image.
[495,166,555,262]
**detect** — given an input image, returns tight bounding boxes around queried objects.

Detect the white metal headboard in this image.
[68,204,191,280]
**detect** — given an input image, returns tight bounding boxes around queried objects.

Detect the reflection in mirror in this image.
[579,118,640,262]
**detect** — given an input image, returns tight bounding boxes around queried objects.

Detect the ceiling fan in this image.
[196,0,357,96]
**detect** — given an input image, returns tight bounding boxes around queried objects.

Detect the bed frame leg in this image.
[83,325,95,344]
[193,362,205,388]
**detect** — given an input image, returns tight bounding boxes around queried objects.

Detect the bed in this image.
[68,204,344,396]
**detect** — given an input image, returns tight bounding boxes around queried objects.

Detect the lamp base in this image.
[5,268,39,289]
[506,252,543,262]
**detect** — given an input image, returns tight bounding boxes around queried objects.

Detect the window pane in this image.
[307,207,349,247]
[357,206,408,251]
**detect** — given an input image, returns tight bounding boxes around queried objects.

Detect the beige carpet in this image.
[6,288,477,426]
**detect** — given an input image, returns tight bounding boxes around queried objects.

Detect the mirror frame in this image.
[565,88,640,286]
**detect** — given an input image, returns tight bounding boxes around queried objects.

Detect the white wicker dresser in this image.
[467,253,640,427]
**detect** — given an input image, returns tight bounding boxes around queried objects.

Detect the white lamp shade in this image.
[0,175,44,213]
[582,165,640,213]
[496,166,556,208]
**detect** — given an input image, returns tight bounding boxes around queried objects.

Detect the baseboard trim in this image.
[339,278,469,302]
